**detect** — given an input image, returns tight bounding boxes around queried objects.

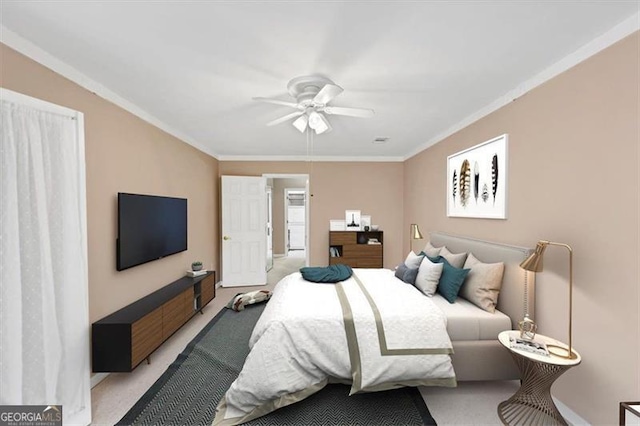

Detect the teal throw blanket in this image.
[300,264,353,283]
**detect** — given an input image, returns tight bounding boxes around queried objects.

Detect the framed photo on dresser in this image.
[345,210,361,231]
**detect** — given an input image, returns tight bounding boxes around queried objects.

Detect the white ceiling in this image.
[1,2,638,160]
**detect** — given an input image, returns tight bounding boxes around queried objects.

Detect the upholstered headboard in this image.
[429,232,534,329]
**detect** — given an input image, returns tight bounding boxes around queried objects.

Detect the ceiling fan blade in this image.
[266,111,304,127]
[323,106,374,118]
[313,84,343,105]
[253,97,300,109]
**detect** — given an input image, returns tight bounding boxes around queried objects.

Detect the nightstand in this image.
[497,330,581,426]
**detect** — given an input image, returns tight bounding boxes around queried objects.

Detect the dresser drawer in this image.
[163,291,190,340]
[330,232,356,245]
[356,258,383,268]
[343,245,382,258]
[131,307,163,368]
[183,287,195,319]
[201,275,215,306]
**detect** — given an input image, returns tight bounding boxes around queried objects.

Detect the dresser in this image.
[329,231,384,268]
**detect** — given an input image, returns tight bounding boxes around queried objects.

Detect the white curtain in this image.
[0,90,91,425]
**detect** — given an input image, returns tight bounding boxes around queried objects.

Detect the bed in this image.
[429,232,534,381]
[213,232,533,426]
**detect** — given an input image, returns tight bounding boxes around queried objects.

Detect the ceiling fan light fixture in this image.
[292,114,308,133]
[315,118,332,135]
[308,111,331,134]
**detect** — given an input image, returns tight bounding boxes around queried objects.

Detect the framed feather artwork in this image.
[447,134,508,219]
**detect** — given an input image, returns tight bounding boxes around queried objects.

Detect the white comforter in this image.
[213,268,456,426]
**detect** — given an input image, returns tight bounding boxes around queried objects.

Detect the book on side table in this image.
[187,269,208,277]
[509,336,550,356]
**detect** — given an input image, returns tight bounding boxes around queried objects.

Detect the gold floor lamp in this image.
[409,224,423,253]
[520,240,577,359]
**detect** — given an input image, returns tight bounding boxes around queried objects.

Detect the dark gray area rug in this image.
[118,301,437,426]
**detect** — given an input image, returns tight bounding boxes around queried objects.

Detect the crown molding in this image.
[404,12,640,161]
[217,155,405,162]
[1,26,220,160]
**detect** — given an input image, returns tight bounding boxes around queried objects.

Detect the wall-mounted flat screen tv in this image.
[117,193,187,271]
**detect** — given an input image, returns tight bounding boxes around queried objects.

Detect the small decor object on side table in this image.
[191,261,203,271]
[518,314,537,341]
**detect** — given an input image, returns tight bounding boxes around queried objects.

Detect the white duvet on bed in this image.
[213,268,456,426]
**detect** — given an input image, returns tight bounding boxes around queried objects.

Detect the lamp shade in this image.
[519,241,548,272]
[411,224,423,240]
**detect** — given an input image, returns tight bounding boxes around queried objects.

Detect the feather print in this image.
[473,161,479,203]
[491,154,499,205]
[459,159,471,207]
[481,183,489,203]
[452,170,457,205]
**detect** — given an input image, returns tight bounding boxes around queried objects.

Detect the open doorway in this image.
[285,188,306,255]
[263,174,309,284]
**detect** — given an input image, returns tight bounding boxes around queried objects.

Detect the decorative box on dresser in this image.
[92,271,215,372]
[329,231,383,268]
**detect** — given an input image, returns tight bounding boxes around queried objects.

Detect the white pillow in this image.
[422,242,442,258]
[414,256,444,296]
[439,246,468,268]
[404,251,424,269]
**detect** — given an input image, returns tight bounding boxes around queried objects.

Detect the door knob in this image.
[223,236,230,241]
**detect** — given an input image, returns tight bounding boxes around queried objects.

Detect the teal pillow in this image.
[431,256,470,303]
[421,253,442,264]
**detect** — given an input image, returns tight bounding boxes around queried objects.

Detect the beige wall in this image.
[220,162,404,268]
[270,178,307,255]
[404,33,639,424]
[1,44,220,322]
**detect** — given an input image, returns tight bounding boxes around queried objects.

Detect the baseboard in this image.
[273,253,285,258]
[91,372,109,389]
[554,397,590,425]
[215,280,222,289]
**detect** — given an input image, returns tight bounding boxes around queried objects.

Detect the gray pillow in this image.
[439,246,468,269]
[394,263,419,285]
[460,253,505,313]
[422,242,442,258]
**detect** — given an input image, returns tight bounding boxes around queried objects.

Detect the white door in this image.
[221,176,267,286]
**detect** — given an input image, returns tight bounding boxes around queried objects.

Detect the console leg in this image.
[146,357,151,365]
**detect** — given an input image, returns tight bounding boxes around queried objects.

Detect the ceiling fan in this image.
[253,75,374,135]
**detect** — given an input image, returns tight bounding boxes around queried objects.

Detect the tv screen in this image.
[117,193,187,271]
